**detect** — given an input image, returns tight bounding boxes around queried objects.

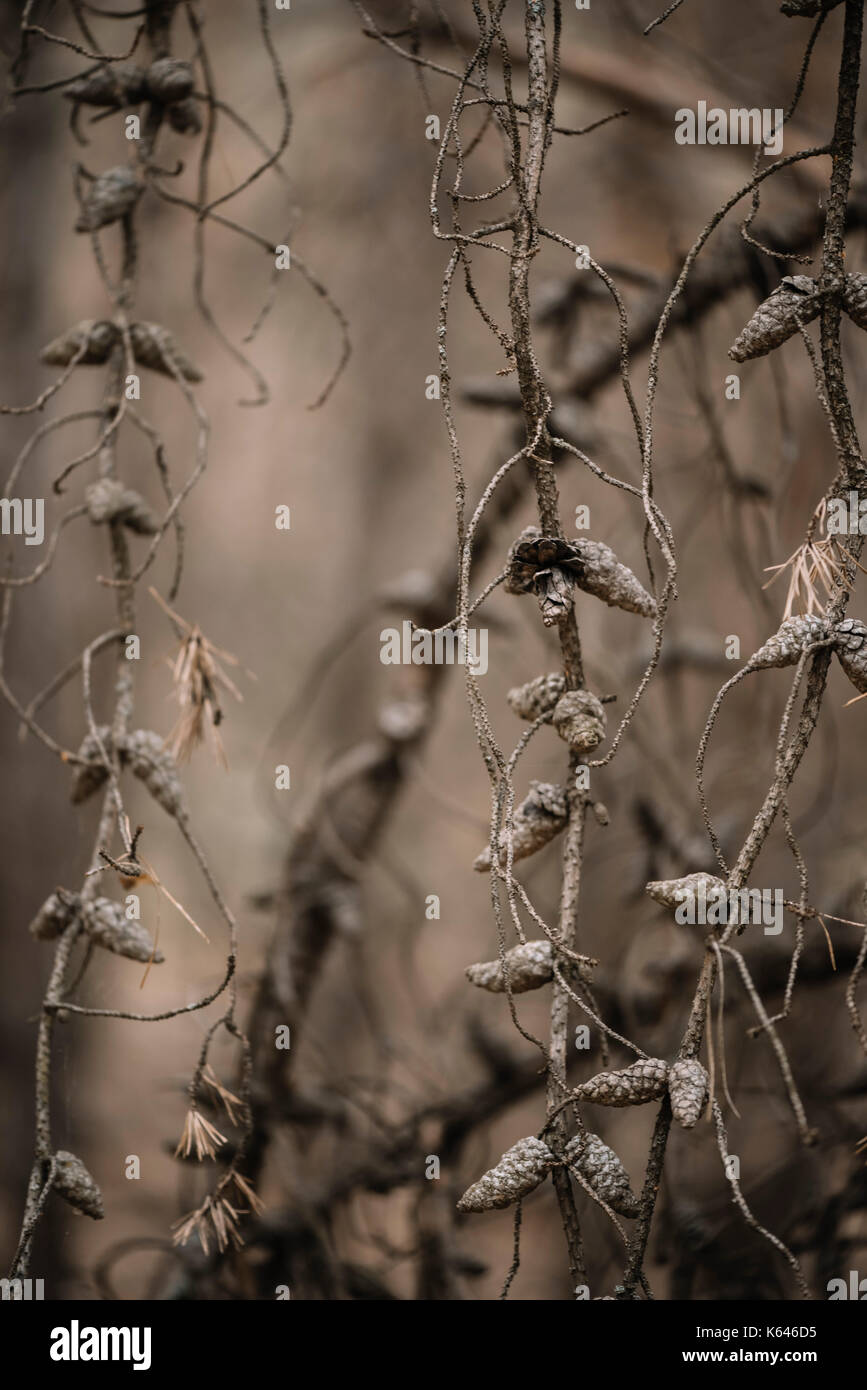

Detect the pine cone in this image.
[728,276,821,362]
[473,781,569,871]
[75,166,143,233]
[130,321,204,382]
[39,319,119,367]
[83,897,164,964]
[465,940,595,994]
[53,1150,104,1219]
[570,538,656,618]
[504,527,576,626]
[63,63,148,108]
[746,614,830,671]
[565,1132,639,1217]
[467,939,553,993]
[668,1058,709,1129]
[70,728,185,816]
[456,1136,554,1212]
[646,871,726,912]
[551,689,606,752]
[505,526,655,622]
[28,891,80,942]
[85,478,159,534]
[843,272,867,331]
[145,57,194,104]
[834,617,867,693]
[574,1056,669,1107]
[506,672,566,722]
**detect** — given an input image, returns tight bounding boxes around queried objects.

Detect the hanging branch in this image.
[4,0,347,1278]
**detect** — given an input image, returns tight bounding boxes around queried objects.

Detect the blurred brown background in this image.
[1,0,866,1299]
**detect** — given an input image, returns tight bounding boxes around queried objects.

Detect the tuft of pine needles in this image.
[151,586,250,769]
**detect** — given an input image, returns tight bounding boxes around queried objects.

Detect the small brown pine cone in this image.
[63,62,148,108]
[70,728,184,816]
[466,940,595,993]
[39,319,118,368]
[645,871,727,912]
[145,57,195,104]
[167,98,203,135]
[28,891,80,942]
[53,1150,104,1220]
[551,689,606,753]
[728,276,821,362]
[75,166,143,233]
[565,1132,639,1217]
[124,729,186,818]
[82,897,164,964]
[466,939,554,993]
[130,321,204,382]
[85,478,159,535]
[506,672,566,722]
[570,538,656,618]
[574,1056,669,1107]
[668,1058,709,1129]
[456,1136,554,1212]
[473,781,569,871]
[843,272,867,331]
[504,527,575,626]
[746,614,831,671]
[834,617,867,694]
[70,727,114,804]
[506,527,656,625]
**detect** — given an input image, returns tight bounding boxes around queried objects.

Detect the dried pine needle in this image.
[201,1063,243,1124]
[150,586,253,768]
[175,1108,227,1162]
